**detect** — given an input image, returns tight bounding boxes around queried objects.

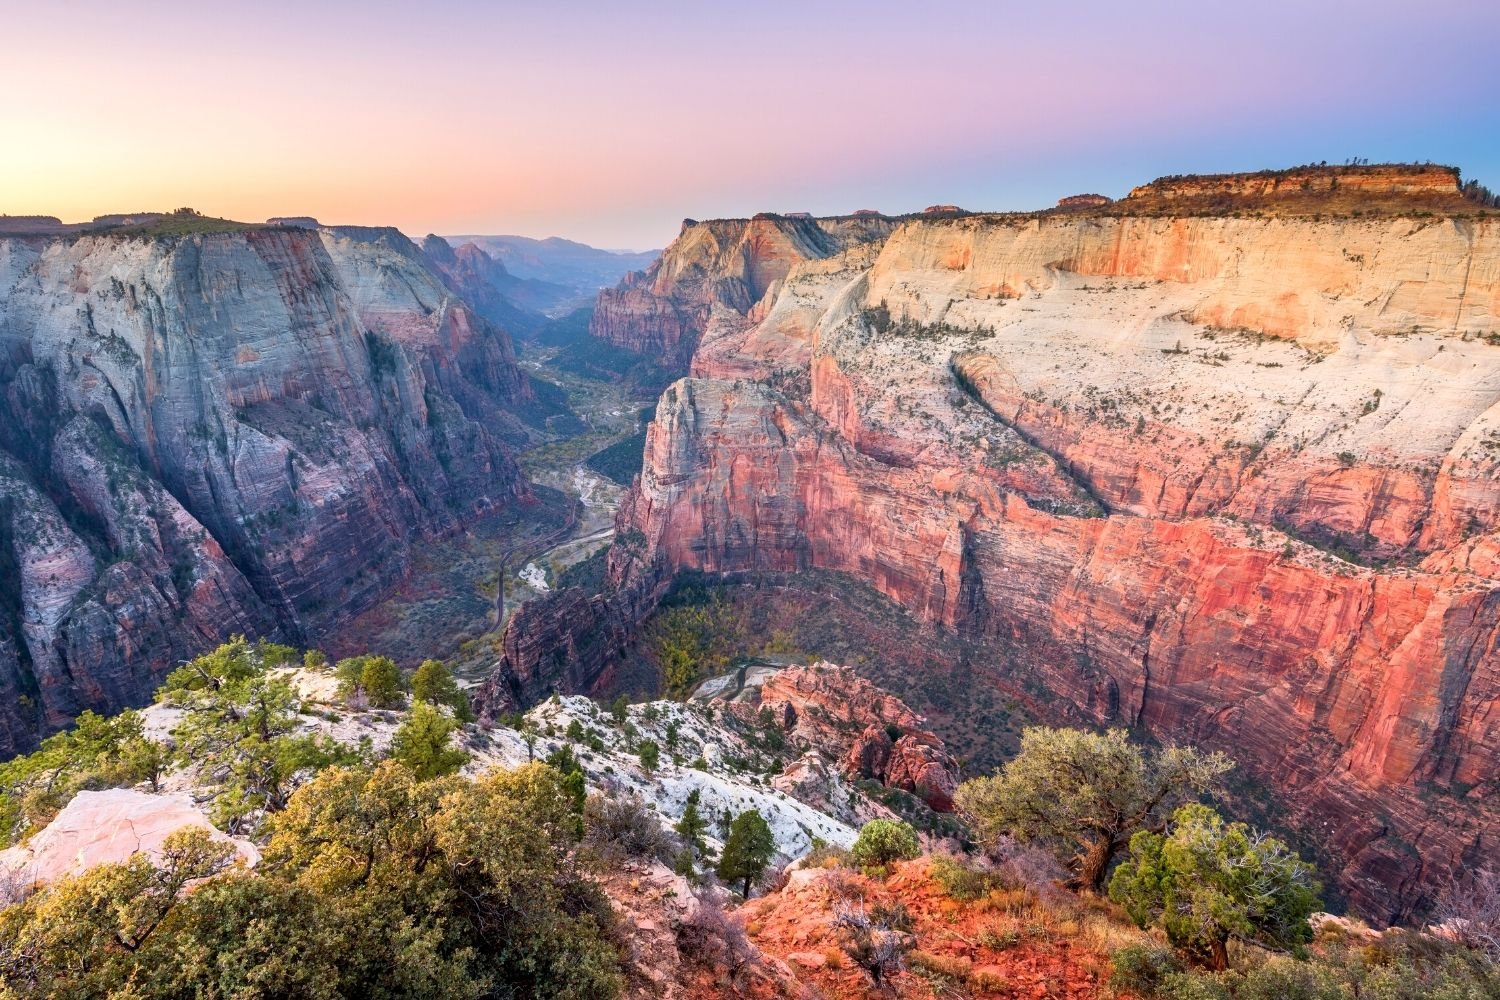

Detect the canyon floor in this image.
[334,335,650,676]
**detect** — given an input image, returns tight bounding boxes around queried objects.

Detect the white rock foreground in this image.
[0,789,259,886]
[2,670,873,889]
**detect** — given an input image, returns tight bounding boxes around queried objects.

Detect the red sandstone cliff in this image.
[587,168,1500,921]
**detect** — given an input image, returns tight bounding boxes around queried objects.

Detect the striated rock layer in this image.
[0,224,539,755]
[591,214,896,367]
[573,169,1500,921]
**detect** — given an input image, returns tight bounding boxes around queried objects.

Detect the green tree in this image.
[0,708,171,842]
[361,656,405,708]
[165,646,355,832]
[411,659,474,722]
[676,789,708,850]
[390,701,469,779]
[332,654,406,708]
[1108,803,1321,970]
[519,720,540,762]
[0,761,624,999]
[954,727,1232,890]
[637,740,660,773]
[716,810,776,897]
[610,694,629,724]
[675,788,711,871]
[850,819,920,869]
[0,827,237,993]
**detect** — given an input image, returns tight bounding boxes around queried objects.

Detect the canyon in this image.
[503,164,1500,922]
[0,218,556,756]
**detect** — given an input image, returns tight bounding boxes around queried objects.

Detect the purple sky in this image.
[4,0,1497,248]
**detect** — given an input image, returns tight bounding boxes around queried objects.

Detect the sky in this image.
[3,0,1498,250]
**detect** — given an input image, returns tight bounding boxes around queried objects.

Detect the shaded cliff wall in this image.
[0,226,536,754]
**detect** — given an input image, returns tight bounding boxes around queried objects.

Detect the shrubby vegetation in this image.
[642,586,803,696]
[162,639,359,833]
[0,708,166,846]
[0,762,624,998]
[332,653,406,708]
[1109,803,1320,969]
[955,726,1232,890]
[389,700,469,779]
[1111,935,1500,1000]
[409,659,474,722]
[4,633,1497,1000]
[849,818,920,870]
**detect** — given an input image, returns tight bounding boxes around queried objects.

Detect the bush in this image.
[955,727,1231,891]
[1439,867,1500,964]
[583,793,677,863]
[1234,957,1348,1000]
[930,853,1010,901]
[0,762,624,998]
[850,819,920,869]
[1157,971,1235,1000]
[389,701,468,779]
[333,654,406,708]
[675,889,756,983]
[804,841,851,869]
[1109,804,1320,970]
[1110,943,1185,996]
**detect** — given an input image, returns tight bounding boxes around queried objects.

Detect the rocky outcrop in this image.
[589,173,1500,921]
[0,224,539,755]
[1056,194,1112,208]
[474,587,630,715]
[0,789,259,885]
[1127,163,1461,202]
[754,664,959,811]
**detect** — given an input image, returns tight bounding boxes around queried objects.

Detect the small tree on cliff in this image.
[390,701,468,780]
[675,788,711,865]
[1108,803,1320,970]
[954,727,1232,891]
[334,655,406,709]
[410,659,474,722]
[717,810,775,898]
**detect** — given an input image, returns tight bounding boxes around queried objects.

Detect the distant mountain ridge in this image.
[445,234,659,294]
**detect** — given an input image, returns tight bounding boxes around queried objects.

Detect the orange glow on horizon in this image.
[3,1,1496,248]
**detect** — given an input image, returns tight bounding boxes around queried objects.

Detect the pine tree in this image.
[716,810,775,897]
[390,701,468,780]
[675,788,710,865]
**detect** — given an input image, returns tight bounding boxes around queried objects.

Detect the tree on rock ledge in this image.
[954,726,1232,891]
[717,810,775,897]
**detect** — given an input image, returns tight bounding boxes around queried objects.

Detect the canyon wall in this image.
[0,225,538,755]
[581,173,1500,920]
[591,214,896,366]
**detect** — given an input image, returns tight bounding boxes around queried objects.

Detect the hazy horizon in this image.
[5,0,1498,248]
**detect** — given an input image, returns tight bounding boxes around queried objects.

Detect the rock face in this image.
[754,664,960,811]
[0,224,537,755]
[0,788,259,885]
[1128,163,1461,202]
[586,170,1500,921]
[590,214,896,367]
[420,235,572,330]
